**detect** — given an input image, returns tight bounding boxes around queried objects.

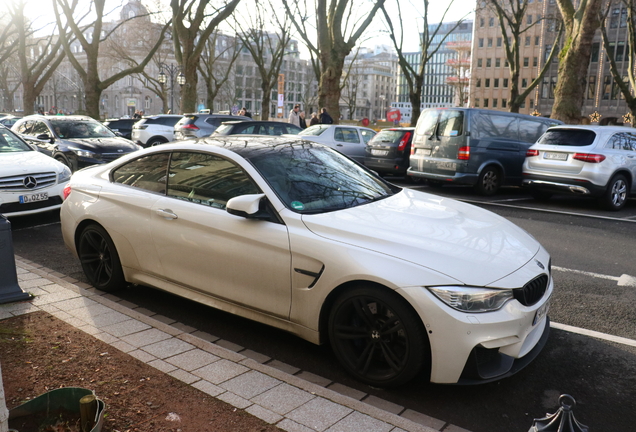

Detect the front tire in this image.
[600,174,628,211]
[474,166,501,196]
[328,285,429,387]
[78,224,125,292]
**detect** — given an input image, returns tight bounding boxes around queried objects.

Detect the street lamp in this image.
[157,63,183,114]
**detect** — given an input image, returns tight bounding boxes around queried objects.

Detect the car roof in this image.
[547,125,636,132]
[19,114,97,122]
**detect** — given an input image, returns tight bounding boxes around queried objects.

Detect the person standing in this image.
[309,112,320,126]
[241,107,252,118]
[319,107,333,124]
[288,104,301,127]
[299,111,308,129]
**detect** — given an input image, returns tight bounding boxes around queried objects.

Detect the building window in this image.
[520,99,526,108]
[476,78,481,87]
[480,17,485,27]
[494,78,499,87]
[486,58,492,67]
[550,76,557,99]
[485,78,490,87]
[497,37,502,47]
[533,57,538,67]
[493,98,498,108]
[527,14,533,24]
[503,78,509,88]
[535,36,540,45]
[525,36,531,46]
[587,75,596,99]
[496,58,501,67]
[502,99,507,108]
[487,38,493,48]
[479,38,484,48]
[478,58,483,67]
[591,43,600,62]
[522,78,528,87]
[523,57,529,67]
[484,98,489,107]
[474,98,480,107]
[489,17,494,26]
[530,99,534,108]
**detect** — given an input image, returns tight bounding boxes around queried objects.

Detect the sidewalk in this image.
[1,256,472,432]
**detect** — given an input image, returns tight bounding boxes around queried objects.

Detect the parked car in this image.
[0,115,21,128]
[287,124,377,163]
[408,108,563,195]
[103,118,141,140]
[60,135,552,387]
[364,127,416,179]
[174,114,251,140]
[131,114,183,147]
[522,125,636,210]
[212,120,302,136]
[0,125,71,217]
[12,115,141,172]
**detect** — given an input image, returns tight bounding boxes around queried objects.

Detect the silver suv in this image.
[174,114,250,140]
[522,125,636,210]
[131,114,183,147]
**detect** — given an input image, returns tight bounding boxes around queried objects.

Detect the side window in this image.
[360,129,376,144]
[335,128,360,143]
[438,110,464,137]
[16,121,34,135]
[628,133,636,151]
[112,153,170,194]
[204,117,221,126]
[518,120,548,143]
[238,125,257,134]
[32,121,50,136]
[167,152,260,209]
[473,114,519,140]
[606,133,633,151]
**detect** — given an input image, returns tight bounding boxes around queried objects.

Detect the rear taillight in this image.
[181,124,200,131]
[63,185,72,200]
[458,145,470,160]
[526,149,540,157]
[573,153,606,163]
[397,132,412,152]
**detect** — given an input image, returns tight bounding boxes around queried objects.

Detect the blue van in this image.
[408,108,563,195]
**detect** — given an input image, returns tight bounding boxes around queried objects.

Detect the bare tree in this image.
[0,63,21,112]
[198,31,241,112]
[551,0,603,123]
[170,0,240,114]
[382,1,466,126]
[283,0,387,123]
[340,48,363,120]
[53,0,169,119]
[483,0,562,113]
[234,0,292,120]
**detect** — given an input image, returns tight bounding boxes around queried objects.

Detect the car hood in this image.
[301,189,540,286]
[62,137,139,151]
[0,151,65,174]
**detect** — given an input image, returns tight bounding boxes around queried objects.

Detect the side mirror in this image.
[35,133,54,143]
[226,193,267,219]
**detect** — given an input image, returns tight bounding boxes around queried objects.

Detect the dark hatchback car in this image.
[213,120,303,136]
[12,115,141,172]
[364,127,415,178]
[174,114,251,140]
[103,118,140,139]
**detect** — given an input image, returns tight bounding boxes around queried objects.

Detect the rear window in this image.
[414,110,464,140]
[299,125,330,136]
[369,130,404,145]
[538,129,596,146]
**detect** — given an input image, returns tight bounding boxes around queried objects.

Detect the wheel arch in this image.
[477,160,505,181]
[609,169,632,190]
[147,135,169,145]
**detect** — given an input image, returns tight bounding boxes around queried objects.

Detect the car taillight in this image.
[526,149,540,157]
[458,146,470,160]
[397,132,412,152]
[573,153,606,163]
[181,124,200,131]
[63,185,72,200]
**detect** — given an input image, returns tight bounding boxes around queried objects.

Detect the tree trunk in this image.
[408,82,423,127]
[261,82,273,120]
[319,57,345,124]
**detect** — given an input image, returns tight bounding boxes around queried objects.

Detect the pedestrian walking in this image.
[319,107,333,125]
[309,112,320,126]
[299,111,307,129]
[288,104,301,127]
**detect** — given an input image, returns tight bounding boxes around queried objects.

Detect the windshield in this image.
[538,129,596,146]
[50,119,117,139]
[0,128,33,152]
[298,125,330,136]
[247,144,397,214]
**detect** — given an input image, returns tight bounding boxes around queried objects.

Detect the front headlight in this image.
[428,286,514,313]
[68,147,97,159]
[58,166,72,183]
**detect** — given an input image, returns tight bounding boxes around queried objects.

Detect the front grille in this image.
[0,172,57,191]
[513,275,548,306]
[0,196,63,213]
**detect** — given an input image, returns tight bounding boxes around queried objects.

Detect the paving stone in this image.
[85,311,131,327]
[168,368,199,384]
[276,419,316,432]
[327,383,367,401]
[101,294,121,302]
[18,278,55,289]
[215,339,244,352]
[128,349,156,363]
[220,370,281,399]
[133,307,156,316]
[77,325,101,336]
[217,391,252,409]
[326,411,394,432]
[101,319,151,338]
[192,359,249,384]
[51,297,98,311]
[240,349,271,364]
[94,332,119,344]
[141,338,195,359]
[191,330,220,343]
[286,397,353,431]
[171,322,197,333]
[363,395,404,415]
[192,380,224,397]
[267,359,301,375]
[252,383,316,416]
[295,371,331,387]
[121,328,172,348]
[32,291,79,305]
[246,404,283,424]
[148,359,178,373]
[117,300,138,309]
[151,314,177,325]
[18,272,45,281]
[401,409,445,430]
[165,349,220,371]
[110,340,136,353]
[442,425,473,432]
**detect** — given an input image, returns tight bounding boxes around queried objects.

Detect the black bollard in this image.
[529,394,588,432]
[0,215,32,304]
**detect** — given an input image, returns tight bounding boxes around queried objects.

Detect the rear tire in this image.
[474,166,501,196]
[147,138,168,147]
[600,174,628,211]
[78,224,125,292]
[55,155,74,172]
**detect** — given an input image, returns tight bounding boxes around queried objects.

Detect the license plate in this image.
[543,152,568,161]
[417,149,432,156]
[533,300,550,326]
[20,192,48,204]
[371,149,389,156]
[436,161,456,171]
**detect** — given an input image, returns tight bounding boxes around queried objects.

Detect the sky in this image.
[19,0,476,55]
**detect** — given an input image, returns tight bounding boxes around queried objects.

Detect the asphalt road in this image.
[7,183,636,432]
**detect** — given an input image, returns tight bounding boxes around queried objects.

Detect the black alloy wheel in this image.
[328,286,428,387]
[78,224,125,292]
[600,174,629,211]
[474,166,501,196]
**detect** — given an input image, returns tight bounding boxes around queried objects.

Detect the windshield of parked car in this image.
[298,125,330,136]
[50,120,117,139]
[247,144,398,214]
[0,128,33,152]
[537,129,596,146]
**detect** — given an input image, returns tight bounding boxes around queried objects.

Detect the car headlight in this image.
[427,286,514,313]
[68,147,97,159]
[58,165,72,183]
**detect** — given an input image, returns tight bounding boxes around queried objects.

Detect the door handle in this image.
[336,144,343,147]
[156,209,178,219]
